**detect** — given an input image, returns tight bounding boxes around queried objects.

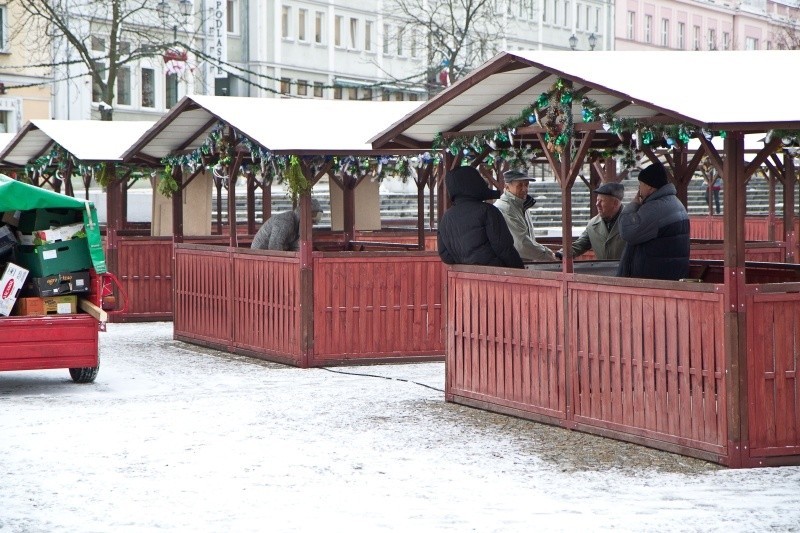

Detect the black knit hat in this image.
[638,162,668,189]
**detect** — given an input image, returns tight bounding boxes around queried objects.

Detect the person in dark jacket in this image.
[617,162,690,280]
[438,166,524,268]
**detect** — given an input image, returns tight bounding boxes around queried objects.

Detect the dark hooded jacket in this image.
[438,167,524,268]
[616,183,690,280]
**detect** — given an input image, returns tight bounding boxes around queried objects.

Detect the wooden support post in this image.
[588,162,601,218]
[227,150,245,248]
[64,160,75,197]
[784,154,797,263]
[246,170,256,235]
[342,173,356,249]
[105,164,121,275]
[767,169,776,242]
[171,166,185,245]
[722,132,746,468]
[298,191,314,368]
[416,164,430,250]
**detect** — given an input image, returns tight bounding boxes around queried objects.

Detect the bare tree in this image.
[386,0,506,93]
[8,0,193,120]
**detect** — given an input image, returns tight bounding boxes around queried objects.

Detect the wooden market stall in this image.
[0,119,161,321]
[372,50,800,468]
[122,95,444,367]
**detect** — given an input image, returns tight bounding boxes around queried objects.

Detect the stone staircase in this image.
[214,176,794,232]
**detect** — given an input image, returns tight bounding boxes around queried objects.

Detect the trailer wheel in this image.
[69,366,99,383]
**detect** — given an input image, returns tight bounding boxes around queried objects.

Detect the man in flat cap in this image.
[495,168,556,262]
[556,182,626,261]
[617,161,690,280]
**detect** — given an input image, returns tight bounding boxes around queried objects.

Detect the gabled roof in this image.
[0,120,155,167]
[123,95,423,164]
[371,50,800,149]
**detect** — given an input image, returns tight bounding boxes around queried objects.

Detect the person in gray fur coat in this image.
[251,198,323,251]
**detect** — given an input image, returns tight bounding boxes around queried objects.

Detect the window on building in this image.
[362,88,372,100]
[708,28,716,50]
[745,36,758,49]
[315,12,324,43]
[313,82,324,98]
[576,6,581,29]
[365,21,373,51]
[350,18,358,48]
[0,6,6,50]
[165,73,178,109]
[563,1,570,27]
[693,25,701,50]
[227,0,238,33]
[91,36,105,52]
[117,67,131,106]
[394,92,404,101]
[282,6,290,38]
[297,80,308,96]
[92,61,107,103]
[595,7,600,32]
[382,90,391,101]
[766,40,772,49]
[0,111,10,133]
[280,78,291,95]
[348,87,358,100]
[298,9,307,41]
[409,93,418,101]
[141,68,155,108]
[119,41,131,55]
[410,28,417,57]
[627,11,635,40]
[677,22,685,49]
[333,85,343,99]
[542,0,548,23]
[644,15,652,43]
[383,24,390,54]
[396,27,404,55]
[585,5,590,30]
[335,16,343,46]
[723,32,730,50]
[661,18,669,47]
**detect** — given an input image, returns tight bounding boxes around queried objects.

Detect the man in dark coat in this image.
[617,162,690,280]
[438,166,524,268]
[251,198,323,251]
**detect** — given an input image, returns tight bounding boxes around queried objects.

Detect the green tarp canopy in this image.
[0,174,106,273]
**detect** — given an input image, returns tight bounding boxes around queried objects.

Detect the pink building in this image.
[616,0,800,50]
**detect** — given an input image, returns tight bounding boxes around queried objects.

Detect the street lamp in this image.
[588,33,597,51]
[569,34,578,50]
[157,0,193,40]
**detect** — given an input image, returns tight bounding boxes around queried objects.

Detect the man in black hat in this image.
[556,182,626,261]
[438,166,523,268]
[495,168,556,262]
[617,161,690,280]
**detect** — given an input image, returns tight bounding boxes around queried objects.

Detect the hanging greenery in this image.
[157,164,179,198]
[95,162,112,188]
[283,156,310,201]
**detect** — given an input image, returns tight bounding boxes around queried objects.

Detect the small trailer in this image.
[0,175,120,383]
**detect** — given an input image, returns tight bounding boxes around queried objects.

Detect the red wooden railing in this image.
[313,252,444,364]
[746,286,800,459]
[112,237,174,322]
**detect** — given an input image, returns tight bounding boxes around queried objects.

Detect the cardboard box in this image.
[1,211,21,227]
[22,271,91,297]
[17,222,85,246]
[0,226,17,262]
[17,208,82,233]
[16,237,92,277]
[0,262,29,317]
[15,295,78,316]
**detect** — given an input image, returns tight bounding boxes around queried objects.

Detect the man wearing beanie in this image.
[617,161,690,280]
[556,182,626,261]
[438,166,524,268]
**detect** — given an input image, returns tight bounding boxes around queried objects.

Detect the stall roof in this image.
[123,96,423,164]
[0,120,155,167]
[371,50,800,149]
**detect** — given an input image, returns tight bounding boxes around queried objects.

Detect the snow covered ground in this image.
[1,322,799,532]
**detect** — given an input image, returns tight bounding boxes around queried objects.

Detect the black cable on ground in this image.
[320,367,444,393]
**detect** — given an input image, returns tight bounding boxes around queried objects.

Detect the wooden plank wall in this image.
[113,237,174,321]
[690,244,787,263]
[174,246,233,348]
[570,282,727,455]
[312,252,444,364]
[446,271,565,419]
[232,252,302,361]
[746,287,800,459]
[689,216,780,241]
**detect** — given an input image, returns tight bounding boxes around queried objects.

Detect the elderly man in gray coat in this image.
[495,169,556,262]
[251,198,323,251]
[556,182,626,261]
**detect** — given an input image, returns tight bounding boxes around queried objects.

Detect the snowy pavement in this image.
[1,322,799,532]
